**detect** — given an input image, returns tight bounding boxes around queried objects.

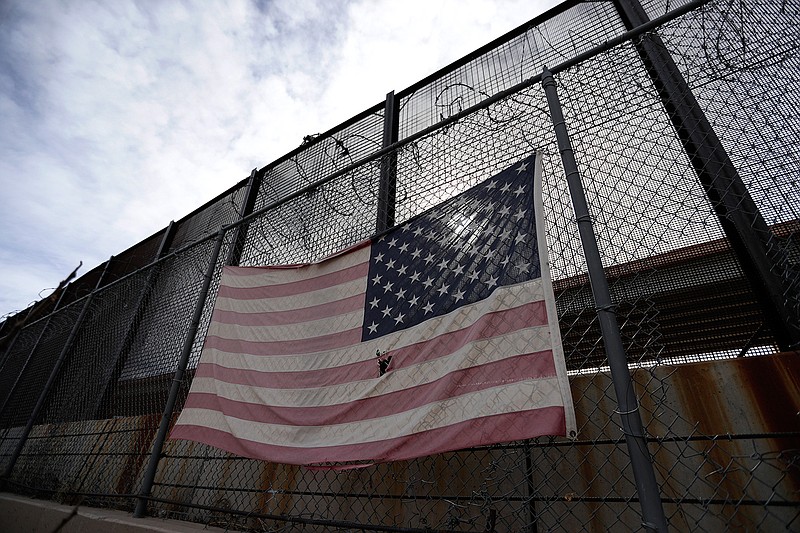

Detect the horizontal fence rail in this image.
[1,0,798,531]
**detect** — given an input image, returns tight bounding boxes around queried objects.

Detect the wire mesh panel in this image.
[654,0,800,344]
[39,272,150,425]
[255,105,385,210]
[0,235,225,508]
[1,1,798,531]
[639,0,697,18]
[0,319,50,418]
[551,40,768,364]
[107,238,230,416]
[0,299,85,433]
[105,230,168,284]
[169,184,249,252]
[397,0,625,140]
[0,297,85,495]
[239,159,382,267]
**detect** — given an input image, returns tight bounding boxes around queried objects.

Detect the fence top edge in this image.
[394,0,582,101]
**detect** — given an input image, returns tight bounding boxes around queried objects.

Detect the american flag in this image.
[171,152,576,465]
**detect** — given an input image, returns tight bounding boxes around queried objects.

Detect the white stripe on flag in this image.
[208,309,365,342]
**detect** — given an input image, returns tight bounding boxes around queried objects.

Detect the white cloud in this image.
[0,0,560,317]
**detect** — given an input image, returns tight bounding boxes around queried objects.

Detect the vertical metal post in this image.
[0,288,69,419]
[524,442,538,533]
[542,68,668,532]
[1,257,114,482]
[613,0,800,349]
[134,228,226,518]
[376,91,399,232]
[92,221,178,419]
[225,168,262,267]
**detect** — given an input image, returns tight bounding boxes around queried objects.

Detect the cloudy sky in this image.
[0,0,560,317]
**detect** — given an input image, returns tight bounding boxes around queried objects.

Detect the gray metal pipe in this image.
[376,90,399,233]
[541,67,669,532]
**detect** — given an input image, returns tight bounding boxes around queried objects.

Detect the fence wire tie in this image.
[444,498,467,509]
[596,303,618,313]
[615,404,641,416]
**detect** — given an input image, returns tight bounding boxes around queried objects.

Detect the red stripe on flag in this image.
[223,242,371,276]
[194,360,371,389]
[185,351,556,426]
[203,327,364,356]
[169,406,567,465]
[217,261,368,300]
[387,300,547,368]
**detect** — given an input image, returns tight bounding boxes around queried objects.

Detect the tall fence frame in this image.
[1,0,798,531]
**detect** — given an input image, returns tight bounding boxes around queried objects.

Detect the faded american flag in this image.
[170,152,576,465]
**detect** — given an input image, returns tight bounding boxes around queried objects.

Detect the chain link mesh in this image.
[1,1,797,531]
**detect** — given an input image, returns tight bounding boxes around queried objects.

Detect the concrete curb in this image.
[0,493,230,533]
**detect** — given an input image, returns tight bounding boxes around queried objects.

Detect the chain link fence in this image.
[1,0,798,531]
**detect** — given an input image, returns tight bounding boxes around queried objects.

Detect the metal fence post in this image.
[612,0,800,349]
[134,227,226,518]
[376,90,399,233]
[524,442,539,533]
[542,68,669,532]
[92,221,178,419]
[225,169,263,267]
[1,256,114,483]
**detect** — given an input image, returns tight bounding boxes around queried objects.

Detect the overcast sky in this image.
[0,0,561,317]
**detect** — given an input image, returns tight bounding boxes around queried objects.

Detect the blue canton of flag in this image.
[362,155,540,341]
